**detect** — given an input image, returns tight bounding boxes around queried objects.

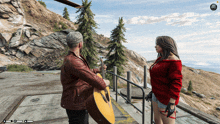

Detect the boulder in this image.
[0,47,6,53]
[29,35,39,41]
[23,23,32,27]
[0,4,13,14]
[31,33,64,50]
[17,8,24,15]
[0,0,11,3]
[10,49,17,55]
[30,27,38,32]
[23,46,32,54]
[94,41,107,49]
[210,97,215,100]
[16,50,24,58]
[126,49,148,64]
[192,91,197,94]
[9,28,22,47]
[0,34,7,47]
[189,68,200,74]
[11,0,19,8]
[0,14,10,19]
[24,29,31,38]
[61,29,75,34]
[0,33,12,42]
[196,93,206,98]
[181,88,187,93]
[216,107,220,111]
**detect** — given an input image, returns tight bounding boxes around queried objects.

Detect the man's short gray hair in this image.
[66,31,83,48]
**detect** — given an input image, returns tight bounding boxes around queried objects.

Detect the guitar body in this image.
[86,73,115,124]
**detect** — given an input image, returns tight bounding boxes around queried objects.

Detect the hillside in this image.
[0,0,219,120]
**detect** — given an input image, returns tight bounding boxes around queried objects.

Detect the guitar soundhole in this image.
[101,93,108,103]
[105,92,110,102]
[100,91,110,103]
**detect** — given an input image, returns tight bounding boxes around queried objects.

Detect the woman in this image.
[147,36,183,124]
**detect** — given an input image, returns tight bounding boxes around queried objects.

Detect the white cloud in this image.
[126,12,212,26]
[173,29,220,41]
[126,28,131,30]
[194,62,210,66]
[206,22,212,25]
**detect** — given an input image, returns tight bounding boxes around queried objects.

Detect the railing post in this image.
[101,58,105,79]
[151,98,154,124]
[113,66,117,91]
[126,71,131,104]
[144,65,147,89]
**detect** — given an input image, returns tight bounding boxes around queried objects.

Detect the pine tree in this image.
[75,0,99,69]
[63,7,70,21]
[188,80,193,92]
[104,17,128,80]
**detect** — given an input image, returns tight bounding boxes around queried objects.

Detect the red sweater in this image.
[149,57,183,105]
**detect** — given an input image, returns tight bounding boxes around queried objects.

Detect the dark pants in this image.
[66,109,89,124]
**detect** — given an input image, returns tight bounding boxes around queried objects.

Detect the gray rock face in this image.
[11,0,19,8]
[126,49,148,64]
[31,33,65,50]
[0,0,11,3]
[1,33,12,42]
[61,29,75,34]
[0,4,12,13]
[189,68,200,74]
[196,93,206,98]
[24,29,30,38]
[16,50,24,58]
[192,91,197,94]
[0,34,7,47]
[210,97,215,100]
[10,49,17,55]
[9,28,22,47]
[94,41,107,49]
[181,88,187,93]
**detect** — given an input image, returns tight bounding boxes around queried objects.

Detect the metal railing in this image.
[101,61,155,124]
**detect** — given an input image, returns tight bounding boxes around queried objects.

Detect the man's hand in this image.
[103,79,110,86]
[99,64,107,71]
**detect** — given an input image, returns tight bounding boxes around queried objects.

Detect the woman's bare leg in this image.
[152,101,163,124]
[159,107,176,124]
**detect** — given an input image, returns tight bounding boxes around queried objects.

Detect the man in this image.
[60,31,110,124]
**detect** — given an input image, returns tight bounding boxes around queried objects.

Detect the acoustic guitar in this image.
[86,73,115,124]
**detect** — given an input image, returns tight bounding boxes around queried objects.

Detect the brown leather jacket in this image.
[60,51,106,110]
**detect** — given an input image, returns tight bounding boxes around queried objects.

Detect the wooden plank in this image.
[54,0,83,8]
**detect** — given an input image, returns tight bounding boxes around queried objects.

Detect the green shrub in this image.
[185,91,193,96]
[59,22,68,29]
[7,64,33,72]
[38,0,46,8]
[188,80,193,92]
[181,88,186,93]
[53,22,68,32]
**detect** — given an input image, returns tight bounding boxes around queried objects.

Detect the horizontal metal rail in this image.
[106,70,146,124]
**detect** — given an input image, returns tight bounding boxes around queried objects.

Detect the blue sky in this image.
[45,0,220,74]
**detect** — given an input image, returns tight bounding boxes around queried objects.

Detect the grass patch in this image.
[181,88,187,93]
[53,22,68,32]
[7,64,33,72]
[38,0,46,8]
[185,91,193,96]
[204,101,211,105]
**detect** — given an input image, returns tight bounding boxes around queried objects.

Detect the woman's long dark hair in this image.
[155,36,180,63]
